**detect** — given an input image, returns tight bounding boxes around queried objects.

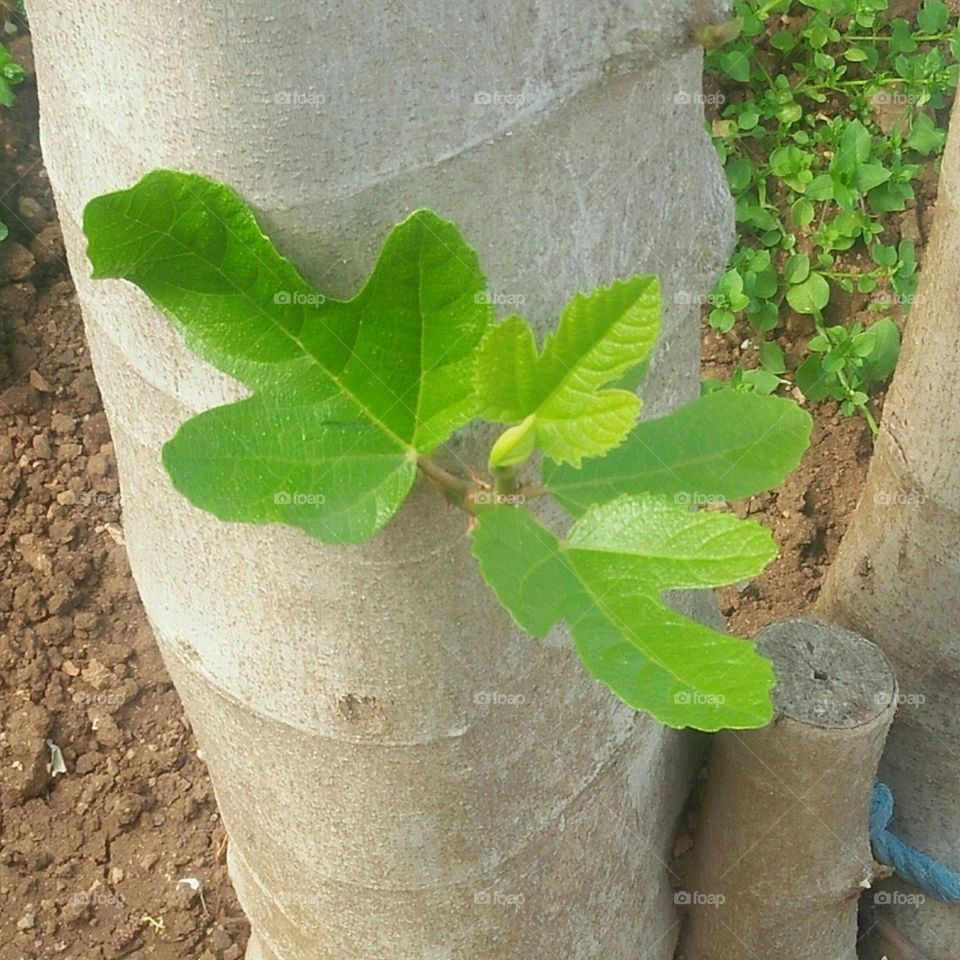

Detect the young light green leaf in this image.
[472,497,777,730]
[488,414,537,470]
[477,276,660,468]
[84,170,491,542]
[544,390,811,516]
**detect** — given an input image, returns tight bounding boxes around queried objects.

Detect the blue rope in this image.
[870,782,960,903]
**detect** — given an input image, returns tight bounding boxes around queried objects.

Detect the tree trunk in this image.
[816,101,960,959]
[679,618,896,960]
[29,3,734,957]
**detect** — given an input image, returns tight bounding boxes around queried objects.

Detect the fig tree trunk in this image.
[30,3,734,957]
[817,102,960,959]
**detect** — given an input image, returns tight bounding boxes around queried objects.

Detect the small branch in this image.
[416,457,476,513]
[517,482,548,500]
[418,456,551,514]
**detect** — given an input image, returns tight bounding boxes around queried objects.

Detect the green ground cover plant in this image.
[705,0,958,431]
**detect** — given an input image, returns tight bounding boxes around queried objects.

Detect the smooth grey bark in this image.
[30,3,734,957]
[678,618,896,960]
[817,102,960,959]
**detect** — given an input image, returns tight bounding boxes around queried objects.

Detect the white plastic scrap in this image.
[176,876,208,914]
[46,739,67,777]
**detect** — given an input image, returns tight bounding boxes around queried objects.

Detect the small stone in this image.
[0,241,35,281]
[107,866,124,886]
[0,702,52,806]
[30,224,65,269]
[74,751,104,775]
[17,196,46,231]
[62,660,80,677]
[56,490,77,505]
[86,454,109,478]
[93,714,124,749]
[81,659,114,691]
[58,443,83,460]
[61,895,90,927]
[73,611,98,631]
[31,433,52,459]
[16,534,53,575]
[51,413,76,434]
[49,519,77,544]
[140,851,159,871]
[16,911,35,931]
[29,369,52,393]
[0,435,13,463]
[209,928,233,952]
[36,617,70,643]
[81,412,111,451]
[104,522,125,545]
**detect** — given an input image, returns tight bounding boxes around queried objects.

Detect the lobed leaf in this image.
[84,170,492,542]
[477,276,660,468]
[544,390,812,516]
[472,496,777,730]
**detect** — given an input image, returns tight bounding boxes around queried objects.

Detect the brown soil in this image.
[0,33,249,960]
[702,323,876,638]
[0,19,942,960]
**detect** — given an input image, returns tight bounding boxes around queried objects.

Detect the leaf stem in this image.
[860,401,880,437]
[416,457,476,512]
[417,455,551,515]
[493,465,520,496]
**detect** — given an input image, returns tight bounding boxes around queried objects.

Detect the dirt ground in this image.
[0,25,936,960]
